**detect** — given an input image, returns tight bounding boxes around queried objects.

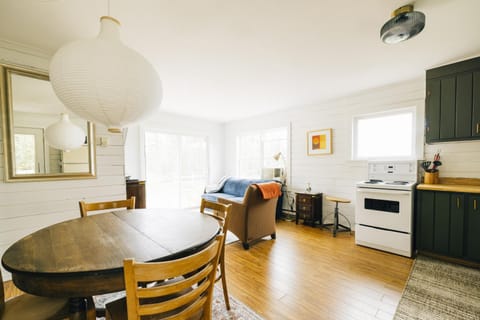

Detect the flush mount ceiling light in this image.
[380,4,425,44]
[49,16,162,133]
[45,113,85,151]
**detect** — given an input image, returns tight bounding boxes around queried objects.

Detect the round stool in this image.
[322,196,352,237]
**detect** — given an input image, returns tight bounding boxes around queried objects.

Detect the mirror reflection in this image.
[1,64,96,181]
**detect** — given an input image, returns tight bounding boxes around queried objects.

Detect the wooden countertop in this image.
[417,177,480,193]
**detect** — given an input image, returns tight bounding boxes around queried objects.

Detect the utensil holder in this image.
[424,171,439,184]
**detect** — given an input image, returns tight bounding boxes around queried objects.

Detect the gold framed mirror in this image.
[1,64,96,182]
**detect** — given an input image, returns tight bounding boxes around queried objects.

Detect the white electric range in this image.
[355,161,418,257]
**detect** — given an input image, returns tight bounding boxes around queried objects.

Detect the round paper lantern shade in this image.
[49,16,162,132]
[45,114,85,152]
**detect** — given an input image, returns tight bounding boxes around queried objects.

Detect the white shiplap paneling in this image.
[0,44,127,281]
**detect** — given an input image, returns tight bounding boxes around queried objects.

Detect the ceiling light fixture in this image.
[45,113,85,151]
[380,4,425,44]
[49,15,162,133]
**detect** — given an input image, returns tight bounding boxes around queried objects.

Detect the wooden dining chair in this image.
[78,196,136,317]
[200,198,232,310]
[0,272,71,320]
[105,234,224,320]
[79,196,136,217]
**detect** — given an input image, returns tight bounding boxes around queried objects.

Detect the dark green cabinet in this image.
[425,56,480,143]
[416,190,480,262]
[466,195,480,261]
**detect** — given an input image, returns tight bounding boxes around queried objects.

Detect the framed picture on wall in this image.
[307,128,332,156]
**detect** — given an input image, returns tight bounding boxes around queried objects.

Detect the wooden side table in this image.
[126,180,146,208]
[295,192,323,226]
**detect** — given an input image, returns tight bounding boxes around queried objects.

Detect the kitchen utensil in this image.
[422,161,431,172]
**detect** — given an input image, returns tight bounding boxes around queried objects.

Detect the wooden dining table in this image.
[1,208,220,319]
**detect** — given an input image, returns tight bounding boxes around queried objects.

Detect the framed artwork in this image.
[307,128,332,156]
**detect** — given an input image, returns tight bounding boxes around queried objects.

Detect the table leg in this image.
[68,297,96,320]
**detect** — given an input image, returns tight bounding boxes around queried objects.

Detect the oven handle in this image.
[356,189,411,196]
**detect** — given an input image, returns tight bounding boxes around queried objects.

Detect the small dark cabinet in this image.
[425,56,480,143]
[295,192,322,226]
[416,190,480,262]
[126,180,146,209]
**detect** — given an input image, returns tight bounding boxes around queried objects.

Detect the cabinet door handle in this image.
[477,123,480,134]
[457,197,460,209]
[475,199,478,210]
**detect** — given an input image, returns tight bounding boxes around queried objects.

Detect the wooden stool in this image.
[322,196,352,237]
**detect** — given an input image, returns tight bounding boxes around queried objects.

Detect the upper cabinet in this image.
[425,56,480,143]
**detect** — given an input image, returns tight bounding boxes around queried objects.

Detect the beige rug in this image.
[95,285,263,319]
[394,255,480,320]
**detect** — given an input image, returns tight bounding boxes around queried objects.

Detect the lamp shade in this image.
[49,16,162,133]
[45,113,85,151]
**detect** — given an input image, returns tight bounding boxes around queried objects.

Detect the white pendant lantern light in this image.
[45,113,85,152]
[49,16,162,133]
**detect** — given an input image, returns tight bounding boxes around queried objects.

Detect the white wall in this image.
[225,78,428,227]
[225,77,480,227]
[124,112,225,184]
[0,41,127,281]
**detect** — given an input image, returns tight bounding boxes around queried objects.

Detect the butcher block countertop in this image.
[417,177,480,194]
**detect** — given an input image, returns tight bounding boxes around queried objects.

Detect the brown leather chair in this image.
[218,184,279,249]
[0,271,71,320]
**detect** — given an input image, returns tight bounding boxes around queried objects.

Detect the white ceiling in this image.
[1,0,479,123]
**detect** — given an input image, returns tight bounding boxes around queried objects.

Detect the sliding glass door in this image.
[145,131,208,208]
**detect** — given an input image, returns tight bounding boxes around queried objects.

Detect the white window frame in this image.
[352,107,417,161]
[236,127,289,179]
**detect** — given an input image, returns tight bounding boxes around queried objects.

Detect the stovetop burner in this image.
[356,161,418,191]
[365,179,383,184]
[388,181,408,185]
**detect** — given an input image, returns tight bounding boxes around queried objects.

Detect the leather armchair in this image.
[218,184,278,249]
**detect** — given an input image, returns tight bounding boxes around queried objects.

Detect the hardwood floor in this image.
[3,220,413,320]
[224,220,413,320]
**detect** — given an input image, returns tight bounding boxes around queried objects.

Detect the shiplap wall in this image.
[0,41,127,281]
[225,78,428,227]
[226,77,480,226]
[424,141,480,179]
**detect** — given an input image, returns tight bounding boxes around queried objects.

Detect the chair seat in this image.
[3,294,69,320]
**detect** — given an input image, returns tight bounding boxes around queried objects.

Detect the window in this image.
[353,108,416,160]
[237,127,288,178]
[144,131,208,208]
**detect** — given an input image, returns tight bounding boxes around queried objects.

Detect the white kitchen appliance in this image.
[355,161,417,257]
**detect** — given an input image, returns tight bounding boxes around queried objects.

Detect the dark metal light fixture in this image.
[380,4,425,44]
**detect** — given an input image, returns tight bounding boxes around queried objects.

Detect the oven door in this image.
[355,188,413,233]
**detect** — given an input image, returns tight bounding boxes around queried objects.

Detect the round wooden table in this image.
[2,208,219,318]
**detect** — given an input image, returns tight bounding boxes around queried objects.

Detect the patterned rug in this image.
[394,255,480,320]
[95,285,263,319]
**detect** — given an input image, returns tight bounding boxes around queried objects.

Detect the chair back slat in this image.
[79,197,136,217]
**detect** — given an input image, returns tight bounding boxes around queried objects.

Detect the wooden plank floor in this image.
[224,220,413,320]
[4,220,413,320]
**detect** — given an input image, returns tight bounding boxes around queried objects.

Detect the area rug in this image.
[95,285,263,320]
[394,255,480,320]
